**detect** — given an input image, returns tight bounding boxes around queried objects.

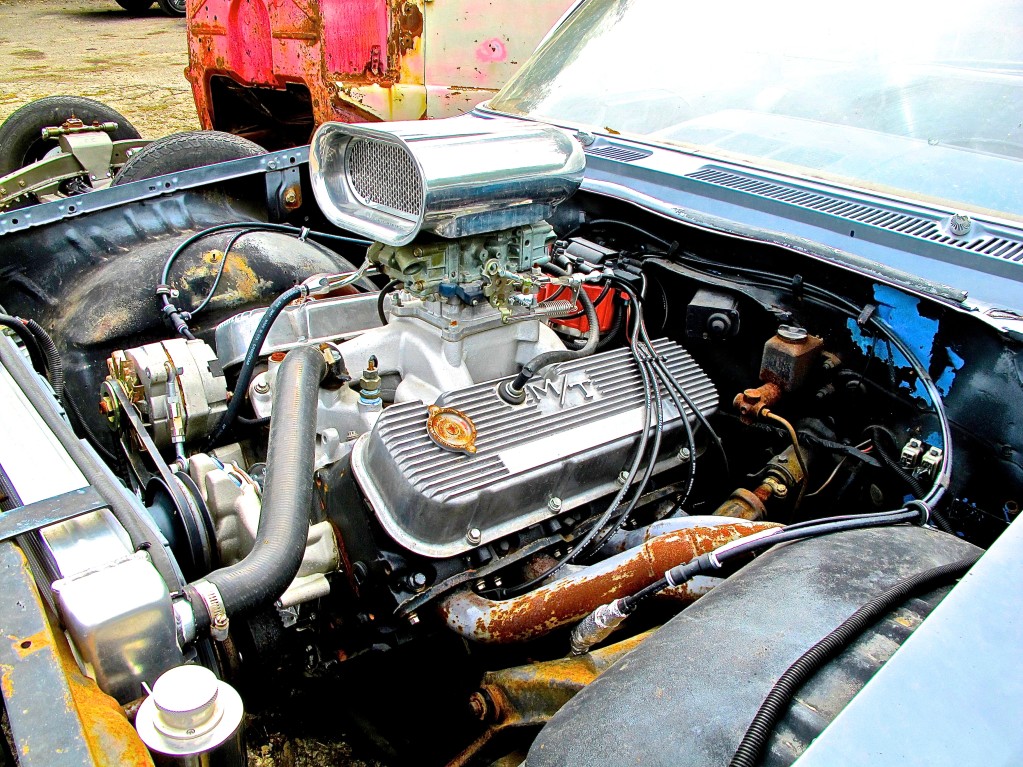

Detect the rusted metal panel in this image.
[186,0,576,134]
[0,542,153,766]
[322,0,389,75]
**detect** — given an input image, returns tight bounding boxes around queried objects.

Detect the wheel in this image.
[0,95,141,176]
[112,130,265,185]
[156,0,186,16]
[114,0,156,11]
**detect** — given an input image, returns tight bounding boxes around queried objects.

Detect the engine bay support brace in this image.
[0,486,107,543]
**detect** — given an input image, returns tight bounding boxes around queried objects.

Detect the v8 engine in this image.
[0,112,1004,767]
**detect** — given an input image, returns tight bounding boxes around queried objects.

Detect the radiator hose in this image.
[187,345,326,632]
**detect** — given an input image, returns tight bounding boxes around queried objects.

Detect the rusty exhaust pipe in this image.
[438,521,777,643]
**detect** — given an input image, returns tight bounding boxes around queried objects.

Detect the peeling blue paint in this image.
[873,284,938,369]
[846,284,962,404]
[935,348,965,397]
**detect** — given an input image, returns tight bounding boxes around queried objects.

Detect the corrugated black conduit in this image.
[728,554,979,767]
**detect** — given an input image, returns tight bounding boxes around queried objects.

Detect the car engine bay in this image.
[0,118,1018,766]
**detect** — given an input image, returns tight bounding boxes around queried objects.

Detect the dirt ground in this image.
[0,0,198,138]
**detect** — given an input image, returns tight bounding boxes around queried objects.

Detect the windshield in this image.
[490,0,1023,220]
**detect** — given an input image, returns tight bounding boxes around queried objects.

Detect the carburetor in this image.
[368,222,555,314]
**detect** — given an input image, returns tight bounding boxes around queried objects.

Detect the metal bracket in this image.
[265,165,303,221]
[0,486,107,543]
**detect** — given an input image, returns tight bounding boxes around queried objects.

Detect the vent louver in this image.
[585,144,652,162]
[686,167,1023,262]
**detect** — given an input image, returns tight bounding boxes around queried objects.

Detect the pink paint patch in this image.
[476,38,508,63]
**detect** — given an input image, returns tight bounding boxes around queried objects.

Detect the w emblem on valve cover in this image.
[525,371,599,414]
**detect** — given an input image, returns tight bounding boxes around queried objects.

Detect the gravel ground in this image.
[0,0,198,138]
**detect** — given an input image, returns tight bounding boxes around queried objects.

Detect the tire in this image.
[114,0,155,11]
[0,96,141,176]
[112,130,266,185]
[156,0,186,16]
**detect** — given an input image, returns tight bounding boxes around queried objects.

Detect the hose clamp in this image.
[192,580,230,641]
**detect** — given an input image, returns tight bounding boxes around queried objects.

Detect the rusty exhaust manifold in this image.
[438,521,777,644]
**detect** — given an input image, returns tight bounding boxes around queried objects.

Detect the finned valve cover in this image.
[350,339,717,558]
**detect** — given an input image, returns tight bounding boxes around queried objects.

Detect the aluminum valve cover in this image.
[350,339,717,558]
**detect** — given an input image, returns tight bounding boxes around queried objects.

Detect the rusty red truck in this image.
[185,0,576,148]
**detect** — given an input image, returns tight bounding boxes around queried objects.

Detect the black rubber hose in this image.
[492,284,657,597]
[868,430,929,498]
[0,314,47,377]
[22,318,63,401]
[728,555,979,767]
[596,299,623,350]
[560,283,611,320]
[502,267,600,398]
[0,333,181,587]
[623,507,927,610]
[206,284,304,447]
[156,221,371,339]
[377,278,400,325]
[194,345,326,618]
[63,394,120,465]
[866,433,956,533]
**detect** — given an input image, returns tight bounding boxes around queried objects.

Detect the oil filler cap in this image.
[426,405,478,455]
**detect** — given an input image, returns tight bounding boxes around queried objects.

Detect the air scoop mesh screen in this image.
[346,139,423,217]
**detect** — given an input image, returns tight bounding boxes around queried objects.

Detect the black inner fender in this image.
[526,525,980,767]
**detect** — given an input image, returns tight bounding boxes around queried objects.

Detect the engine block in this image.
[351,339,717,557]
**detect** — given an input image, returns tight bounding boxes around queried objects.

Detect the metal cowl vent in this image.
[310,118,585,246]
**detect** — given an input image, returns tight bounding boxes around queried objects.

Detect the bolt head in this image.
[466,527,482,545]
[678,447,692,463]
[548,496,563,512]
[406,612,420,626]
[617,470,630,486]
